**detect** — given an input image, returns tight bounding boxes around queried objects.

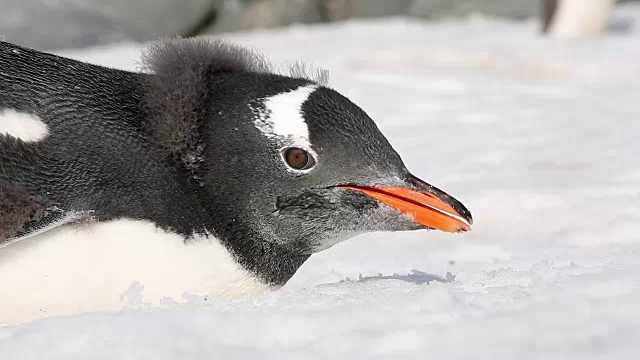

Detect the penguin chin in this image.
[307,230,364,253]
[311,225,426,252]
[299,213,426,254]
[267,187,424,253]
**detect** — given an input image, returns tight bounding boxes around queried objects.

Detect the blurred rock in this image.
[323,0,541,21]
[0,0,141,50]
[410,0,540,20]
[208,0,323,33]
[0,0,214,51]
[321,0,414,21]
[207,0,543,34]
[82,0,215,38]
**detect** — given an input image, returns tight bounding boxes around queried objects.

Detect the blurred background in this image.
[1,0,639,51]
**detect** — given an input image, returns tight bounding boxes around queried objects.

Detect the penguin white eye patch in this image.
[280,147,317,173]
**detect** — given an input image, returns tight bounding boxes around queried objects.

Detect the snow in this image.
[2,6,640,359]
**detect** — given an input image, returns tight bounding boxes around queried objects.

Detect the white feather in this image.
[0,219,272,324]
[252,85,317,148]
[0,109,49,142]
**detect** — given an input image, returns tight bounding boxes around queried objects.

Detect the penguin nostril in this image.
[282,147,316,171]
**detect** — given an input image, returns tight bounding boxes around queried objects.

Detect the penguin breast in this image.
[0,219,272,324]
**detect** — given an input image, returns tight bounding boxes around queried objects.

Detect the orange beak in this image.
[342,180,472,233]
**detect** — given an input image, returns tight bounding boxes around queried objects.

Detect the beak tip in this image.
[461,215,473,231]
[450,221,471,233]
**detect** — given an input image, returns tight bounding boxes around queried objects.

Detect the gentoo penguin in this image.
[0,39,472,323]
[542,0,615,37]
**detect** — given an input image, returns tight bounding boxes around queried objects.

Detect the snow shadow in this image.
[339,270,455,285]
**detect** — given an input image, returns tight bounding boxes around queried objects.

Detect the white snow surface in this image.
[2,6,640,359]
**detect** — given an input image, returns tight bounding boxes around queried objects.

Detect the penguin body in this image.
[0,39,472,323]
[542,0,614,38]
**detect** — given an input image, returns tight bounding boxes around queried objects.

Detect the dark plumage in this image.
[141,40,272,177]
[0,180,52,243]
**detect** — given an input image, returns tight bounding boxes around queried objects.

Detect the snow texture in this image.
[2,6,640,359]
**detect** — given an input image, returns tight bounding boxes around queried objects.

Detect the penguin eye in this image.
[282,147,316,171]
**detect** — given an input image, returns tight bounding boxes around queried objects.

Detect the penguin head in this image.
[198,73,472,254]
[144,39,472,256]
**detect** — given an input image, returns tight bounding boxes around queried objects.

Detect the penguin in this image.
[542,0,614,38]
[0,39,472,323]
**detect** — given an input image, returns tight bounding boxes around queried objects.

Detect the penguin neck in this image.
[200,195,312,286]
[216,228,312,286]
[100,182,312,286]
